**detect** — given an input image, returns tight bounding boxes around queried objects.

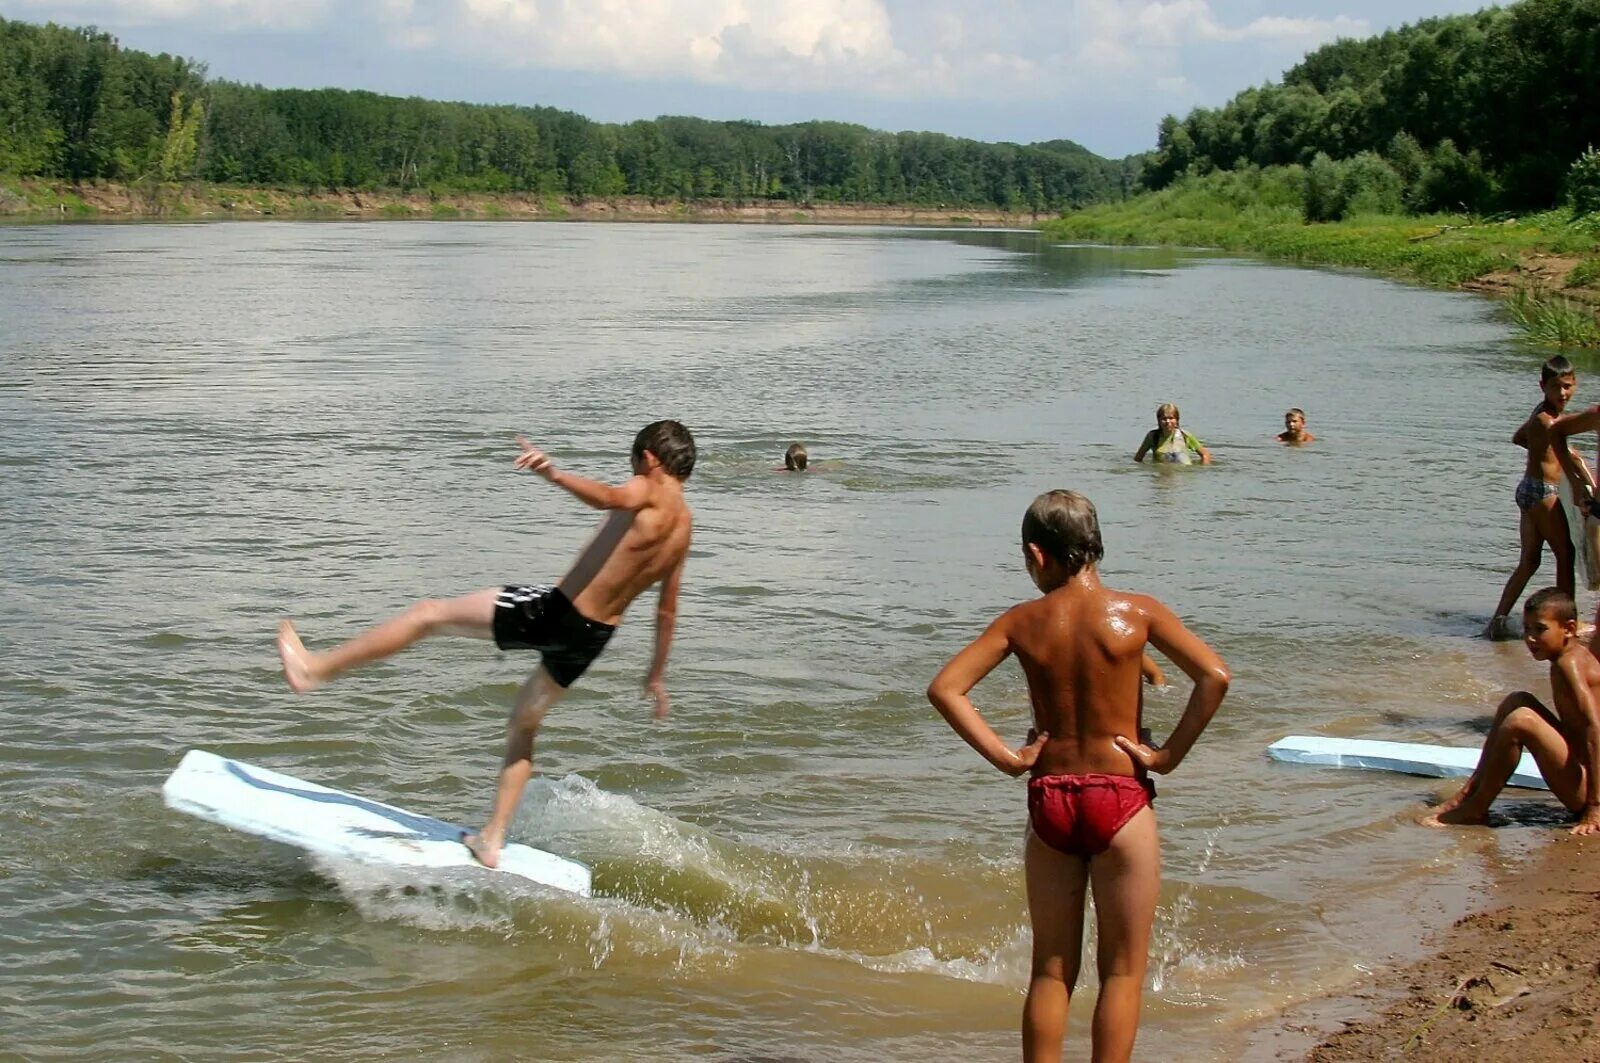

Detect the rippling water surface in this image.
[0,221,1578,1060]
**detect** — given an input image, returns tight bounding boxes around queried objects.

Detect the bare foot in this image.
[277,620,321,693]
[1421,804,1487,827]
[461,830,502,869]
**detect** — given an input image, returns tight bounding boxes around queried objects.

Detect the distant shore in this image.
[0,178,1042,227]
[1044,198,1600,349]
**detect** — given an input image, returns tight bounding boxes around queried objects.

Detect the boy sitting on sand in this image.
[1485,355,1594,638]
[928,490,1230,1063]
[1425,587,1600,835]
[277,421,696,868]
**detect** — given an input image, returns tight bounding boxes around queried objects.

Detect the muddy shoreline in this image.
[1246,831,1599,1060]
[0,179,1042,227]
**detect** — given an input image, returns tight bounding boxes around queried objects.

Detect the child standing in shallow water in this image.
[1133,403,1212,465]
[928,490,1230,1063]
[276,421,695,869]
[1486,355,1594,638]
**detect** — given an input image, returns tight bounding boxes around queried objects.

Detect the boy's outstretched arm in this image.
[928,615,1048,776]
[515,436,649,511]
[1552,404,1600,440]
[1116,602,1230,774]
[644,557,685,720]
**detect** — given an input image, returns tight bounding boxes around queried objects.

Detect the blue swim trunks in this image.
[1515,476,1558,513]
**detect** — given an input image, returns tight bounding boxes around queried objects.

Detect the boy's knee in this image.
[1497,691,1537,713]
[1030,955,1071,982]
[1095,952,1146,982]
[1503,706,1542,734]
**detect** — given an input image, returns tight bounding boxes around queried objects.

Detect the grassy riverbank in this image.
[1042,172,1600,348]
[0,176,1039,228]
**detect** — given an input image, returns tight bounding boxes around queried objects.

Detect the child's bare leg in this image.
[462,667,566,869]
[1022,829,1089,1063]
[1424,691,1548,822]
[1532,499,1575,597]
[277,588,500,693]
[1488,514,1543,634]
[1425,699,1581,825]
[1087,806,1160,1063]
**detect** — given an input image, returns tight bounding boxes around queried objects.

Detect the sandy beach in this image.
[1252,830,1599,1060]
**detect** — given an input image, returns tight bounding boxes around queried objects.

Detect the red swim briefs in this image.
[1027,773,1155,857]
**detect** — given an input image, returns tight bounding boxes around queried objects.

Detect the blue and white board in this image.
[162,749,591,895]
[1266,735,1548,791]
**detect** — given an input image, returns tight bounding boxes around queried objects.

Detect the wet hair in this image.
[1286,407,1306,419]
[783,443,809,471]
[1156,402,1180,422]
[1523,586,1576,625]
[1022,490,1104,577]
[1541,355,1575,382]
[632,420,696,480]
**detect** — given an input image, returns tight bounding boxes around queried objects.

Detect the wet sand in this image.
[1253,831,1600,1060]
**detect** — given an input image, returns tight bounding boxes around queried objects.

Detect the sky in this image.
[7,0,1494,157]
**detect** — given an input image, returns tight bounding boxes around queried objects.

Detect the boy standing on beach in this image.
[1426,587,1600,834]
[276,421,695,868]
[1486,356,1593,638]
[928,490,1230,1063]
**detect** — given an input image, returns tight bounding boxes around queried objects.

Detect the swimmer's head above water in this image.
[783,443,809,471]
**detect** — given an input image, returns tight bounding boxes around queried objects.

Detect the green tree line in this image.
[1142,0,1600,214]
[0,17,1136,211]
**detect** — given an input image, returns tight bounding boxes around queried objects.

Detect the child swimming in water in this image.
[1276,408,1314,444]
[928,490,1229,1063]
[1133,403,1212,465]
[781,443,808,471]
[276,422,696,869]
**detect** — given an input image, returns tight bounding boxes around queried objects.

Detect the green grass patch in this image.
[948,215,974,224]
[1043,174,1600,347]
[1568,258,1600,289]
[1505,291,1600,348]
[540,196,570,219]
[431,203,461,219]
[379,203,414,219]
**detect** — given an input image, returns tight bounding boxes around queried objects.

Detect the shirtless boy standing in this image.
[277,421,695,868]
[1426,587,1600,835]
[928,490,1230,1063]
[1487,356,1593,638]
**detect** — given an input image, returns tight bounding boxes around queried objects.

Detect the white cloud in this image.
[9,0,331,29]
[9,0,1371,104]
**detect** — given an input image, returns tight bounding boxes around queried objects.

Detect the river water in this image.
[0,221,1578,1060]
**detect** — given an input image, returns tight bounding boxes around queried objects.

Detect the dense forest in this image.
[1142,0,1600,215]
[0,16,1136,211]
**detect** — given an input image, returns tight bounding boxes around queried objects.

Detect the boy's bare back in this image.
[1002,586,1159,777]
[562,480,692,624]
[998,585,1209,778]
[1518,403,1571,483]
[1550,639,1600,739]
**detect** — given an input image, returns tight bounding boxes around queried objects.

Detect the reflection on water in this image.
[0,220,1568,1059]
